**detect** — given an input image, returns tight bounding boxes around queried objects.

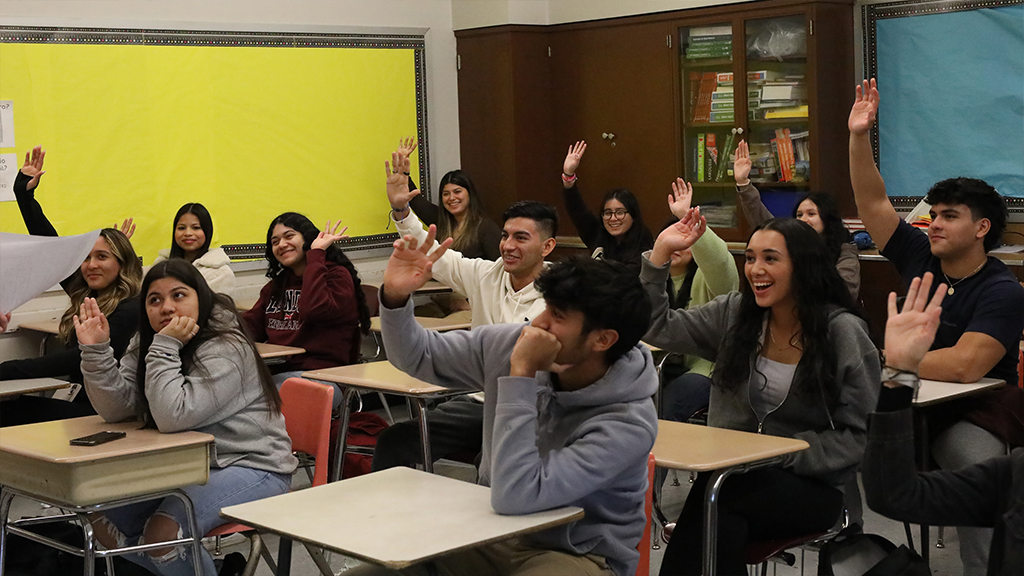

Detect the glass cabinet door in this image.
[679,22,739,229]
[743,14,810,197]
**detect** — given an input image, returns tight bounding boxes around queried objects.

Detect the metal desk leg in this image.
[0,488,15,574]
[330,387,358,483]
[277,537,293,576]
[703,469,731,576]
[414,399,434,474]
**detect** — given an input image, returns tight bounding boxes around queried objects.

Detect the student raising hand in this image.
[397,136,417,161]
[667,178,695,220]
[381,224,453,307]
[73,298,110,346]
[561,140,587,186]
[849,78,879,135]
[20,146,46,191]
[310,220,349,251]
[386,151,420,217]
[651,207,706,267]
[884,272,947,373]
[733,140,752,185]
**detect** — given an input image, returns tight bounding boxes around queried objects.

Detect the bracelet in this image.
[391,206,408,213]
[881,366,920,390]
[561,173,577,183]
[403,172,410,176]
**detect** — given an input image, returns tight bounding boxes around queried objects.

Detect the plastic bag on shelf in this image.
[747,22,806,61]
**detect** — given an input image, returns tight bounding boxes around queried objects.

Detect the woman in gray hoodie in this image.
[75,259,297,576]
[641,213,879,575]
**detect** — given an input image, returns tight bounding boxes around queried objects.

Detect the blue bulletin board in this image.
[863,0,1024,202]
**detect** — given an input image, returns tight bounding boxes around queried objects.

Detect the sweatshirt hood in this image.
[545,343,658,408]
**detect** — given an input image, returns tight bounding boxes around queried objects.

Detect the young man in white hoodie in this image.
[349,228,658,576]
[373,157,560,470]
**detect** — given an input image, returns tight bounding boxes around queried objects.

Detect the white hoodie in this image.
[152,246,235,297]
[394,210,547,328]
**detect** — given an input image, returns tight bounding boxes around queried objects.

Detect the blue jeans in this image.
[100,466,291,576]
[662,372,712,423]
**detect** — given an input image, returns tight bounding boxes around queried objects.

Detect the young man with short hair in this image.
[373,156,560,470]
[350,233,658,576]
[849,79,1024,575]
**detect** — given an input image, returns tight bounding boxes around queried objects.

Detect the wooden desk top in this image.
[652,420,809,471]
[256,342,305,359]
[366,280,453,295]
[234,296,258,312]
[303,361,457,396]
[914,378,1005,407]
[0,378,71,399]
[0,415,213,464]
[220,467,584,569]
[369,316,472,333]
[17,320,60,335]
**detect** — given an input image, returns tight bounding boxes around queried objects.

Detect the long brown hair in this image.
[59,229,142,343]
[435,170,486,253]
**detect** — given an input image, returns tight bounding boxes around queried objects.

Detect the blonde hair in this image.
[58,229,143,343]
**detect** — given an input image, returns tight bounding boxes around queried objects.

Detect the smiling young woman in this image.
[642,212,878,576]
[242,212,371,407]
[150,203,235,296]
[1,146,143,426]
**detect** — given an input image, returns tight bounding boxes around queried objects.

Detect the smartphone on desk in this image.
[70,431,127,446]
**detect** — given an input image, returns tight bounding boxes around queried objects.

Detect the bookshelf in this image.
[455,0,855,243]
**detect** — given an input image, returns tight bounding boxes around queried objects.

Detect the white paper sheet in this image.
[0,230,101,314]
[0,153,18,202]
[0,101,13,148]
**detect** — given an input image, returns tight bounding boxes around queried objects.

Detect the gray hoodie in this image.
[80,308,297,475]
[381,296,659,576]
[640,254,879,488]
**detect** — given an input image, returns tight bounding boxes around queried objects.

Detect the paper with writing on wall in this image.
[0,101,13,148]
[0,230,101,314]
[0,154,18,202]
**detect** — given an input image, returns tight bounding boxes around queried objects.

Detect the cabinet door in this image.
[548,20,676,235]
[742,13,812,219]
[678,20,742,230]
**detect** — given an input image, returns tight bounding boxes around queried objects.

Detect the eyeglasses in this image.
[601,209,629,220]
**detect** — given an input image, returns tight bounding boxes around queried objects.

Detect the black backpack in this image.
[817,527,930,576]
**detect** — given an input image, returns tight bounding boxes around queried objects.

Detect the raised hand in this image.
[733,140,752,185]
[20,146,46,191]
[562,141,587,177]
[311,220,349,251]
[116,217,136,239]
[849,79,879,135]
[381,224,453,307]
[667,178,694,220]
[651,207,707,266]
[385,151,420,212]
[160,316,199,345]
[885,272,946,372]
[510,325,567,378]
[397,137,418,161]
[73,298,110,345]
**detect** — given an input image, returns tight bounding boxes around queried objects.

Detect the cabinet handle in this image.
[731,127,744,135]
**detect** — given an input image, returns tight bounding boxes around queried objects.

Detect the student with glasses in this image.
[560,141,654,275]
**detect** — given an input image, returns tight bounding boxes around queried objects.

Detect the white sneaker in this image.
[202,532,248,553]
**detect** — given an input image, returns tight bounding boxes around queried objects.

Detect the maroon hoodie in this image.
[244,249,360,372]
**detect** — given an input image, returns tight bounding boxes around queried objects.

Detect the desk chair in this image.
[744,508,850,576]
[636,453,655,576]
[189,377,337,576]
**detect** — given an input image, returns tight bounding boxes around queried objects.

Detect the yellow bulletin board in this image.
[0,27,427,261]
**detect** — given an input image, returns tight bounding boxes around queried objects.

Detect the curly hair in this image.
[925,177,1007,252]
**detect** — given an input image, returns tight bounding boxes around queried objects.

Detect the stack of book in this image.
[747,71,809,121]
[684,25,732,60]
[768,128,810,183]
[692,130,740,183]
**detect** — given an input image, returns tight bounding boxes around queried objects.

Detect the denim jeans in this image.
[100,466,291,576]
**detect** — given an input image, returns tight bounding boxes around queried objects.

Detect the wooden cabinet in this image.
[455,0,854,242]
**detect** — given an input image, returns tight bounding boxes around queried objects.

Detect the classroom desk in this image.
[909,377,1005,563]
[368,315,472,333]
[0,415,213,574]
[256,342,306,360]
[365,280,453,295]
[302,361,467,480]
[651,420,809,576]
[0,377,71,400]
[220,466,584,575]
[15,320,60,356]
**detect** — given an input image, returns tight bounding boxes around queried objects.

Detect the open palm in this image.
[848,79,879,135]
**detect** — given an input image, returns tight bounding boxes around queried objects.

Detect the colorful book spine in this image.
[710,101,734,110]
[693,73,717,123]
[706,133,718,180]
[715,131,737,182]
[770,138,783,182]
[697,133,706,182]
[709,111,734,123]
[716,72,734,84]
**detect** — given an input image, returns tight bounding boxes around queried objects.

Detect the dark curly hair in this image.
[263,212,371,335]
[535,255,651,365]
[925,177,1007,252]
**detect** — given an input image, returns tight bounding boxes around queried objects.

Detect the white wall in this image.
[451,0,750,29]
